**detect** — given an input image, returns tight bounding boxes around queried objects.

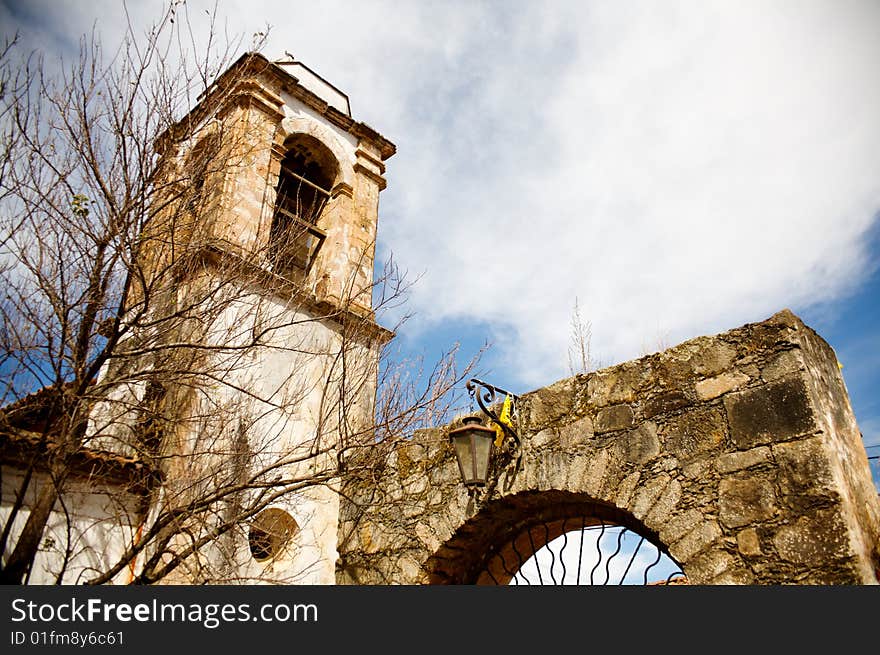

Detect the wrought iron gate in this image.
[476,517,685,585]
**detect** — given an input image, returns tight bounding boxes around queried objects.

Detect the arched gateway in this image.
[338,310,880,585]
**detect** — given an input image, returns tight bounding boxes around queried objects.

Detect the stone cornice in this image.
[331,182,354,199]
[217,80,286,123]
[196,244,394,346]
[156,52,397,163]
[155,54,284,154]
[264,61,397,161]
[355,148,386,175]
[353,162,388,191]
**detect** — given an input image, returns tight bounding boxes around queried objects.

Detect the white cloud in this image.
[377,0,880,388]
[6,0,879,390]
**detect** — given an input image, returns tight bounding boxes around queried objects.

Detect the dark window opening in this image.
[185,134,221,215]
[248,526,273,561]
[270,137,337,275]
[248,508,298,562]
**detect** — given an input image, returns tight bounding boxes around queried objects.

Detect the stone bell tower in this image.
[102,53,396,583]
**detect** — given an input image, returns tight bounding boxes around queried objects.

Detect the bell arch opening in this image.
[426,490,684,585]
[269,133,339,276]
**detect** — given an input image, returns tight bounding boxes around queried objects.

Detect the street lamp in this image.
[448,416,496,487]
[448,379,521,488]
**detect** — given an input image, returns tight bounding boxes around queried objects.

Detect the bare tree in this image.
[567,297,597,375]
[0,4,474,585]
[639,325,672,357]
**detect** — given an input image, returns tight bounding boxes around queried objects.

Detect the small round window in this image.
[248,508,298,562]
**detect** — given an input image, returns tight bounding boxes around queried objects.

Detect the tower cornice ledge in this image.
[155,53,396,162]
[197,244,395,346]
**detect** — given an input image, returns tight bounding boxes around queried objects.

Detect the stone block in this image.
[564,454,588,492]
[403,498,428,517]
[398,555,422,584]
[630,474,670,521]
[652,354,696,390]
[669,520,722,563]
[658,456,680,472]
[359,524,380,554]
[659,508,703,545]
[695,371,749,400]
[761,349,803,383]
[586,362,645,406]
[763,308,796,326]
[537,452,569,490]
[558,415,594,448]
[690,340,737,377]
[736,527,762,556]
[772,438,836,501]
[643,390,691,418]
[708,568,755,584]
[716,446,771,473]
[682,457,713,479]
[772,510,850,564]
[645,477,682,526]
[724,375,816,448]
[427,511,456,543]
[529,427,558,448]
[620,421,660,465]
[402,475,427,495]
[718,473,778,528]
[615,471,642,508]
[595,404,634,433]
[662,407,727,461]
[687,549,738,581]
[577,448,608,496]
[526,378,575,428]
[415,523,440,552]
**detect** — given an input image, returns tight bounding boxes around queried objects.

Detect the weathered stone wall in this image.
[337,310,880,584]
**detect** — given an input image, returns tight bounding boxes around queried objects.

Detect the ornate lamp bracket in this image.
[465,378,521,448]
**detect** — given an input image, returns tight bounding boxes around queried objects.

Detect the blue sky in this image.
[2,0,878,486]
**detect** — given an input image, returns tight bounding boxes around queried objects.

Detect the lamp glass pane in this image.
[472,431,492,483]
[451,433,474,482]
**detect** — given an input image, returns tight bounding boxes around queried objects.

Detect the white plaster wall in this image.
[85,378,148,458]
[72,274,377,584]
[191,289,377,583]
[0,466,141,584]
[276,62,351,117]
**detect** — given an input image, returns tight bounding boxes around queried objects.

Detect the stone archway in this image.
[424,490,683,585]
[337,310,880,585]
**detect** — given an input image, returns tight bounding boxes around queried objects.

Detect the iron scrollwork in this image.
[466,378,521,448]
